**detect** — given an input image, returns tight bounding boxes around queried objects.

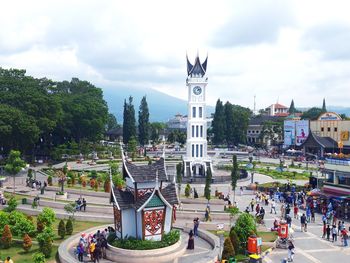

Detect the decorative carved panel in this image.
[143,209,164,236]
[114,206,122,234]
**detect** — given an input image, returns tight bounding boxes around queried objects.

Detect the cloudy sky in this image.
[1,0,350,110]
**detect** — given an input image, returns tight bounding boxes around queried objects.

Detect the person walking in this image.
[326,225,331,241]
[240,186,244,196]
[341,228,348,247]
[293,205,298,219]
[287,240,295,262]
[193,217,199,237]
[255,203,260,216]
[77,244,84,262]
[338,220,342,236]
[332,225,337,242]
[187,230,194,249]
[286,215,292,228]
[322,222,326,238]
[270,199,276,214]
[250,199,255,212]
[300,213,307,232]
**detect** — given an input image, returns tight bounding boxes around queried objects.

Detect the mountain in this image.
[298,106,350,117]
[103,87,214,123]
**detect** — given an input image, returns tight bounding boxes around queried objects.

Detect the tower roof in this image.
[187,54,207,77]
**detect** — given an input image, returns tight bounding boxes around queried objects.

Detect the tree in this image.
[58,220,66,239]
[231,105,251,145]
[234,213,257,248]
[138,96,150,146]
[23,233,32,252]
[212,99,226,145]
[150,122,166,143]
[5,150,26,193]
[1,224,12,248]
[65,218,73,235]
[224,102,234,145]
[229,228,240,255]
[106,113,119,131]
[321,98,327,113]
[260,120,283,147]
[123,96,137,144]
[127,136,137,157]
[37,227,54,258]
[231,155,239,201]
[222,237,235,260]
[204,168,212,201]
[301,107,323,120]
[176,162,183,194]
[37,208,55,228]
[64,203,76,220]
[288,99,296,114]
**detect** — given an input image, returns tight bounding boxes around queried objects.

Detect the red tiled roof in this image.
[273,103,288,109]
[274,112,289,117]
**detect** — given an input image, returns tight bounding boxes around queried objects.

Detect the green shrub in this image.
[222,237,235,260]
[37,227,54,258]
[0,211,10,235]
[185,183,191,198]
[112,230,180,250]
[58,220,66,239]
[5,196,17,212]
[37,208,55,227]
[65,218,73,235]
[47,175,53,186]
[33,252,46,263]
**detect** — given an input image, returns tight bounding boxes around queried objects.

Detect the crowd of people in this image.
[75,227,114,262]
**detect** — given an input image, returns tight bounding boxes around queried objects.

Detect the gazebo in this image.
[110,153,178,241]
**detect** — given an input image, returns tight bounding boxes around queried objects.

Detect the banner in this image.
[296,120,309,146]
[284,120,295,147]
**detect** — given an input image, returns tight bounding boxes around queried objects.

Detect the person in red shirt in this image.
[293,205,299,219]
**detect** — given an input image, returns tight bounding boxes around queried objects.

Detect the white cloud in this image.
[0,0,350,112]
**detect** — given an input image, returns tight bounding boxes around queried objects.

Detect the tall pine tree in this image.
[321,98,327,113]
[123,96,137,144]
[212,99,226,145]
[224,102,234,146]
[204,167,212,201]
[231,155,239,201]
[138,96,150,146]
[288,99,296,114]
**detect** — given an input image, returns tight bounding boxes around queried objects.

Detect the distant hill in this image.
[103,87,214,123]
[298,106,350,117]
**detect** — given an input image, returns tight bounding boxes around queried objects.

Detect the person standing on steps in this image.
[326,225,331,241]
[187,230,194,249]
[250,198,255,212]
[332,225,337,242]
[193,217,199,237]
[270,199,276,214]
[287,240,295,262]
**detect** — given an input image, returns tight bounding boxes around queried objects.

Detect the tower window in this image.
[327,127,331,132]
[321,127,324,132]
[334,127,338,132]
[196,144,199,157]
[199,107,203,118]
[192,125,195,138]
[196,125,199,137]
[192,107,196,118]
[200,125,203,137]
[200,144,203,157]
[192,144,194,157]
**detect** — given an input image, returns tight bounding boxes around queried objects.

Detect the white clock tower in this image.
[184,54,212,177]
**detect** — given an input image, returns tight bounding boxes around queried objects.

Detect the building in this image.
[265,103,289,117]
[183,54,212,177]
[110,151,178,241]
[247,115,284,146]
[166,114,188,130]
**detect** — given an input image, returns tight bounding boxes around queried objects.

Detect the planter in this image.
[55,192,68,199]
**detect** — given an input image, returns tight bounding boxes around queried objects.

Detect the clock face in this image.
[193,86,202,95]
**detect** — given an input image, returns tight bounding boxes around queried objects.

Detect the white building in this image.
[183,55,212,177]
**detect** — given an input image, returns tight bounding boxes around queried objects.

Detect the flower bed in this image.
[111,230,180,250]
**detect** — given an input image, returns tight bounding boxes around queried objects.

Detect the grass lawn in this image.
[257,231,278,242]
[0,243,58,263]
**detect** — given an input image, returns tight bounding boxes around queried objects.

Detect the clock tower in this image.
[184,54,212,177]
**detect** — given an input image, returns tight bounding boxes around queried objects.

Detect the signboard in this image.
[257,237,262,246]
[341,131,349,141]
[284,120,296,147]
[296,120,309,146]
[318,112,342,121]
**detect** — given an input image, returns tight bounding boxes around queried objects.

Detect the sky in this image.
[1,0,350,110]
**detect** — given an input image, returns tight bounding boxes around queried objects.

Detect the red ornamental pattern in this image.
[138,188,154,198]
[144,209,164,236]
[114,207,121,233]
